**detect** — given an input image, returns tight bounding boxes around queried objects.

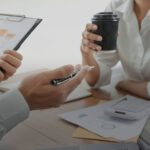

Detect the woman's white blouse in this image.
[94,0,150,95]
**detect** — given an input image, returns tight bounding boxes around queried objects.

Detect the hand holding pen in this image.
[19,65,93,110]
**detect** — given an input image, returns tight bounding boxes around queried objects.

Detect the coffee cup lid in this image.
[92,12,119,21]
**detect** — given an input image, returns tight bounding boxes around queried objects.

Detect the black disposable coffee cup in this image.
[91,12,120,51]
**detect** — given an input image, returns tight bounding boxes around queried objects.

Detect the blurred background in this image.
[0,0,111,73]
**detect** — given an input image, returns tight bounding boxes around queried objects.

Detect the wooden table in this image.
[3,85,125,150]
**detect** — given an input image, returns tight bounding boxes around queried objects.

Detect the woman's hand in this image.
[81,23,102,54]
[116,80,131,91]
[116,80,150,99]
[80,24,103,86]
[80,23,120,54]
[0,50,23,82]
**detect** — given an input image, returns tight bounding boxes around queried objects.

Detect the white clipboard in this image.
[0,14,42,54]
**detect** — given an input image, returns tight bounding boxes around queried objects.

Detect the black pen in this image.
[51,66,94,86]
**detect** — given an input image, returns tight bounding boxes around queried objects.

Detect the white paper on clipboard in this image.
[0,14,42,54]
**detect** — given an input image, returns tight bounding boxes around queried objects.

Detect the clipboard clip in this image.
[0,14,26,22]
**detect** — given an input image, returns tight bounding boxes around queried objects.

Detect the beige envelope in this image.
[72,127,139,142]
[72,100,139,142]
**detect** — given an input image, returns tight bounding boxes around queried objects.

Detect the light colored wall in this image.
[0,0,111,72]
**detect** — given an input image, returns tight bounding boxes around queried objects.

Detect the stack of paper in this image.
[59,100,148,141]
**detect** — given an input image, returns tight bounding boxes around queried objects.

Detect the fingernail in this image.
[97,46,101,51]
[97,36,102,41]
[93,25,97,29]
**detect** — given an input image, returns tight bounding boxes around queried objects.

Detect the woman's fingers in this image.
[82,39,101,51]
[80,23,103,54]
[82,30,102,41]
[86,23,98,32]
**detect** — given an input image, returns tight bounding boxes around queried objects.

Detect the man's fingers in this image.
[0,71,4,81]
[62,65,89,94]
[75,64,81,71]
[3,50,23,60]
[86,23,97,31]
[0,60,16,75]
[0,54,22,68]
[43,65,74,83]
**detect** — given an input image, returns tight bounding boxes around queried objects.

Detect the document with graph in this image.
[0,14,42,54]
[59,100,148,140]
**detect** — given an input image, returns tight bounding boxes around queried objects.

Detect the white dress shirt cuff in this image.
[147,82,150,97]
[91,50,119,89]
[92,61,112,89]
[0,89,29,138]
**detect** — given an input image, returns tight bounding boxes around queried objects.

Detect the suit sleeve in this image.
[147,82,150,97]
[0,89,29,139]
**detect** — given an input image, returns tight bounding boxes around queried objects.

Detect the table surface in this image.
[3,84,126,150]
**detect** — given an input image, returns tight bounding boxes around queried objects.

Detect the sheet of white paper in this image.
[66,79,91,102]
[59,100,148,140]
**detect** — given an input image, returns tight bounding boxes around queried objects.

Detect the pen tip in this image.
[88,66,95,71]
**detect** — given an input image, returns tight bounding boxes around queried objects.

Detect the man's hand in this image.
[19,65,89,110]
[0,50,23,82]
